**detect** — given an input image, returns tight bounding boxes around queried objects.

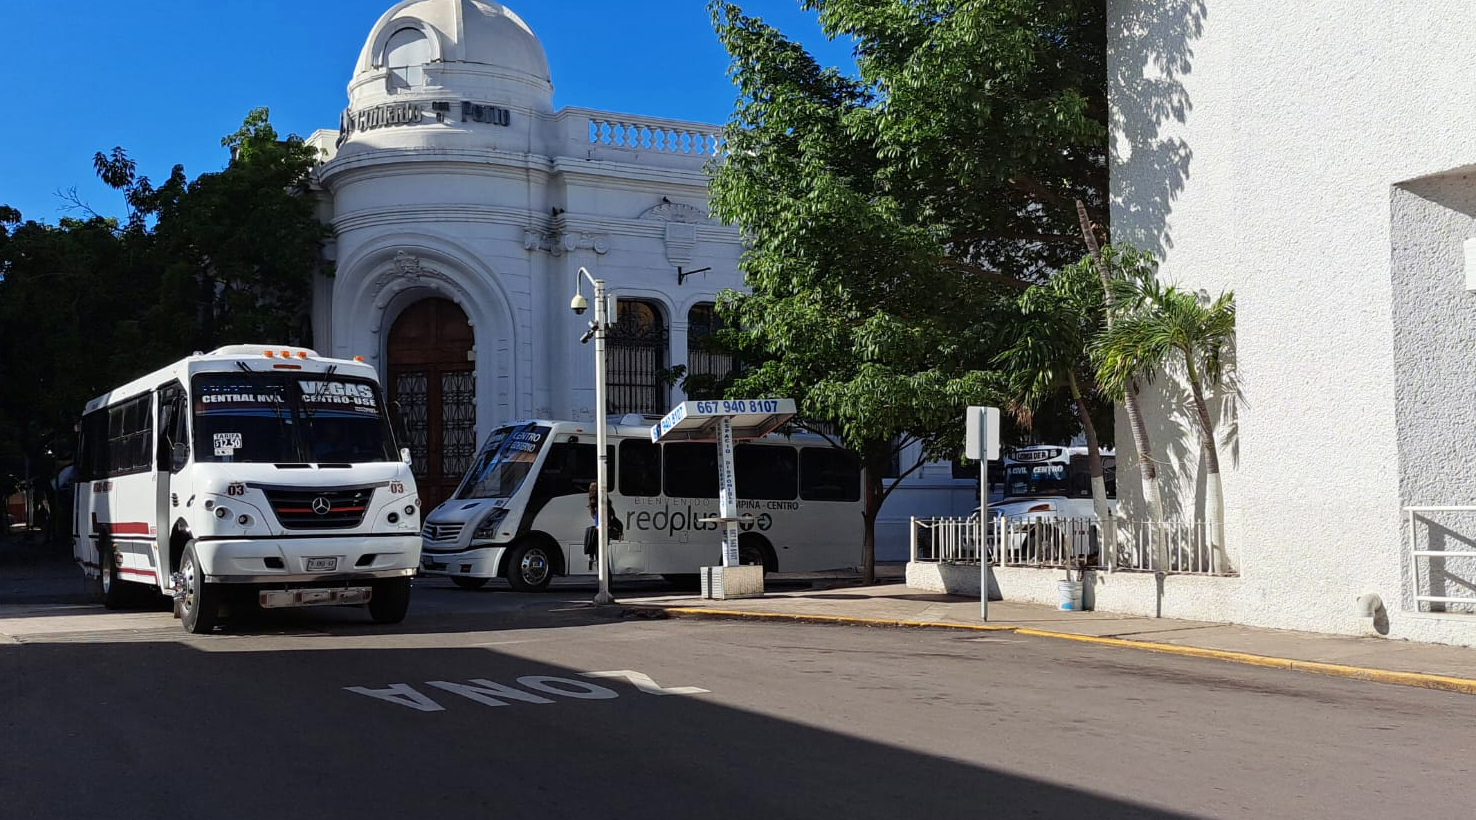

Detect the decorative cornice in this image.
[523,230,610,256]
[640,201,712,223]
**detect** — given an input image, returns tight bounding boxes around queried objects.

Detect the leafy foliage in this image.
[706,1,1106,579]
[0,109,327,515]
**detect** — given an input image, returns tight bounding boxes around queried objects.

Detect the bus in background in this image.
[419,417,863,591]
[989,444,1116,559]
[74,345,422,633]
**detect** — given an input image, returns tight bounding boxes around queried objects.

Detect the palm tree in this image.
[1095,278,1236,570]
[1074,204,1167,526]
[996,258,1114,535]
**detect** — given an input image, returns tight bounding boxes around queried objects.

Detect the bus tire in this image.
[178,541,222,634]
[738,534,777,574]
[662,574,699,590]
[369,577,413,624]
[99,544,129,610]
[505,540,554,592]
[450,575,489,590]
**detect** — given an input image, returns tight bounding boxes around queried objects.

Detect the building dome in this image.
[350,0,552,109]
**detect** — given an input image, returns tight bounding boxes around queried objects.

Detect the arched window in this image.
[686,303,734,387]
[606,300,667,415]
[385,27,430,91]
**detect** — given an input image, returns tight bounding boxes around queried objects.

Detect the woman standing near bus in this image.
[584,482,622,570]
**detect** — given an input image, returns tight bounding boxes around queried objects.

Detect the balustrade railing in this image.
[587,116,723,156]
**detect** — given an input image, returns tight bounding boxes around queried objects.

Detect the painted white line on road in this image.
[345,669,709,711]
[582,669,710,695]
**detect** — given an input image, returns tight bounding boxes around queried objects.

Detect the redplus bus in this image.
[419,418,863,590]
[73,345,422,633]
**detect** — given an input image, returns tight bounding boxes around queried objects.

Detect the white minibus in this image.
[989,444,1116,560]
[419,418,863,590]
[73,345,422,633]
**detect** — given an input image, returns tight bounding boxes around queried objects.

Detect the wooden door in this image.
[387,298,476,511]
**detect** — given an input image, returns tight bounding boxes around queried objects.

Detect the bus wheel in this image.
[178,542,222,634]
[506,540,554,592]
[99,547,129,610]
[738,535,777,574]
[369,577,413,624]
[450,576,489,590]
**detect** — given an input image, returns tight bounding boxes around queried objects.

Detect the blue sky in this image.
[2,0,853,224]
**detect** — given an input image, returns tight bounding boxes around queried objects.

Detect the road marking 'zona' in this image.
[345,669,710,712]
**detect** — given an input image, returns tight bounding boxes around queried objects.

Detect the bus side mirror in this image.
[171,442,189,471]
[400,447,412,465]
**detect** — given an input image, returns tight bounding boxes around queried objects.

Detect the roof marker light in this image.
[264,351,275,358]
[297,351,308,359]
[353,355,365,362]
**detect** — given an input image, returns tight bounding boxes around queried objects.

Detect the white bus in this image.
[988,444,1116,560]
[419,418,863,591]
[73,345,422,633]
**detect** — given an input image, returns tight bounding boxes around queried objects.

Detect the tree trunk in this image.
[861,468,881,586]
[1068,371,1114,565]
[1184,357,1228,572]
[1076,200,1166,568]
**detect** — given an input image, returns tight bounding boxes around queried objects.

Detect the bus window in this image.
[664,442,719,498]
[736,444,797,500]
[1103,456,1117,498]
[533,442,598,498]
[800,448,861,502]
[619,439,661,497]
[458,424,550,499]
[106,394,153,476]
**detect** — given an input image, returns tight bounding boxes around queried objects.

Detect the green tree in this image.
[100,107,330,351]
[996,256,1114,528]
[0,109,330,525]
[1077,213,1166,528]
[707,1,1107,580]
[1096,276,1236,568]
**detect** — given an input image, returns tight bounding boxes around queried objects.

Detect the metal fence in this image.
[911,515,1234,577]
[1404,506,1476,614]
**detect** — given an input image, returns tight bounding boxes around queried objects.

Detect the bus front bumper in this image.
[420,545,507,579]
[194,535,421,583]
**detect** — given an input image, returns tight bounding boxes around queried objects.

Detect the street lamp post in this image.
[572,266,615,605]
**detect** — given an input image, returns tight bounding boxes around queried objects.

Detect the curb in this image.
[638,606,1476,696]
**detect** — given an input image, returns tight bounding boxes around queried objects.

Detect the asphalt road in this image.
[2,574,1473,820]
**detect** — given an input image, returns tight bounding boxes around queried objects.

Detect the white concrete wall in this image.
[1109,0,1476,644]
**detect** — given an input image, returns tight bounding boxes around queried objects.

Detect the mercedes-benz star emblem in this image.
[311,497,332,515]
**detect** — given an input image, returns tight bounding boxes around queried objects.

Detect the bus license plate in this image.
[305,557,337,572]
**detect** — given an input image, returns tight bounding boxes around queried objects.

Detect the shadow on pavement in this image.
[0,637,1202,820]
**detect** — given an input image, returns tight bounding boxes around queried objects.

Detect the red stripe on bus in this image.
[276,507,366,514]
[101,521,152,535]
[119,568,157,581]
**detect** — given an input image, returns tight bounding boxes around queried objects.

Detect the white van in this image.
[419,418,863,591]
[73,345,422,633]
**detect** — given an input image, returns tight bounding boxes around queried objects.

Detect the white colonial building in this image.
[303,0,972,548]
[1107,0,1476,645]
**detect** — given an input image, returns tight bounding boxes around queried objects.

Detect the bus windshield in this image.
[192,373,398,464]
[457,424,550,499]
[1003,463,1069,498]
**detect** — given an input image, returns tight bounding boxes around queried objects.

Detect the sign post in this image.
[652,399,796,599]
[965,406,1000,619]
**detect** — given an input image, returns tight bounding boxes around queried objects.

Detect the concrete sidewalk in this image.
[622,581,1476,694]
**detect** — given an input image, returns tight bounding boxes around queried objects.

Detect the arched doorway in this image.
[387,297,476,510]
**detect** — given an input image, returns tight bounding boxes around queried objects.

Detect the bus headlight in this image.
[473,508,510,540]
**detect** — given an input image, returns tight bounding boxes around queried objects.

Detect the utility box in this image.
[700,565,765,600]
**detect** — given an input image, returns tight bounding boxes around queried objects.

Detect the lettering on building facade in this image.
[338,99,513,145]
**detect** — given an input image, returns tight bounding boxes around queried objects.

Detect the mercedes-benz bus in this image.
[419,418,864,590]
[73,345,422,633]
